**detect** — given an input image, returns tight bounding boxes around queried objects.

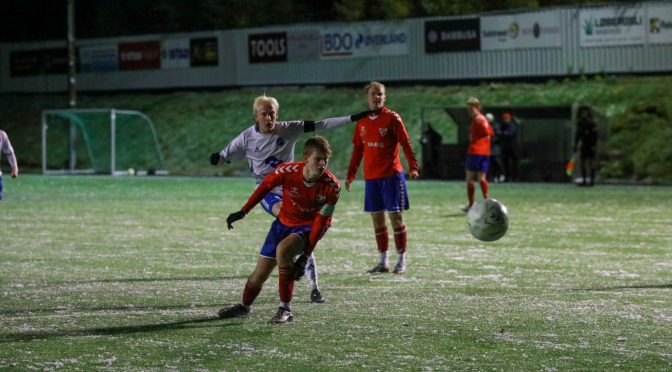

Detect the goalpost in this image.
[41,109,168,176]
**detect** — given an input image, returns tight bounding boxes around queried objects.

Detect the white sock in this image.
[396,252,406,266]
[280,302,291,311]
[379,251,389,266]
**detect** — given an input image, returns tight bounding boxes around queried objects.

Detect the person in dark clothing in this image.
[485,113,504,182]
[574,106,598,186]
[420,123,442,179]
[498,112,518,182]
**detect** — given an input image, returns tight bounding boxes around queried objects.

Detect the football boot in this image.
[218,304,250,319]
[367,263,390,273]
[268,307,294,324]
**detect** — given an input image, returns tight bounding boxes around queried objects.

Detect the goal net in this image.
[41,109,167,176]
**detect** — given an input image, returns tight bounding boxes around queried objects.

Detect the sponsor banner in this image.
[10,48,68,77]
[580,5,646,47]
[248,32,287,63]
[190,37,218,67]
[647,4,672,44]
[320,23,409,59]
[288,30,320,62]
[119,41,160,70]
[425,18,480,53]
[79,44,118,72]
[481,13,561,50]
[161,38,190,69]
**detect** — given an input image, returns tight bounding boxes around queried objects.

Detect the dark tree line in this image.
[1,0,636,42]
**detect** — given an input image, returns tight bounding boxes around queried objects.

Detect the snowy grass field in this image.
[1,175,671,370]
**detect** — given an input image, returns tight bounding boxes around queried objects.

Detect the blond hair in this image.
[253,95,279,114]
[365,81,385,93]
[467,96,480,109]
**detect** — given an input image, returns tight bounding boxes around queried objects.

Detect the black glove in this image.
[210,152,221,166]
[350,109,378,122]
[293,254,308,281]
[226,210,246,230]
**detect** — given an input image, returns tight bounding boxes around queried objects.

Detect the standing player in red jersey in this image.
[218,136,340,324]
[346,81,419,275]
[462,97,494,213]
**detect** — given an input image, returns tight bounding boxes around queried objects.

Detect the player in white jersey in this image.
[0,129,18,200]
[210,95,372,303]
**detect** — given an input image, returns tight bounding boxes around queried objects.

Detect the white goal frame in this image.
[41,108,167,176]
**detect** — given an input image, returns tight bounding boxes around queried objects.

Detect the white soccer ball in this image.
[467,198,509,242]
[127,168,136,176]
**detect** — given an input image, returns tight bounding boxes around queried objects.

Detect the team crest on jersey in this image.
[254,146,260,153]
[360,127,366,136]
[276,137,285,146]
[289,187,300,197]
[379,128,388,137]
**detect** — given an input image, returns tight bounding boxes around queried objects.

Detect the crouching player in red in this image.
[218,136,339,324]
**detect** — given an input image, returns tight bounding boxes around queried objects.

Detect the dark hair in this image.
[303,135,332,158]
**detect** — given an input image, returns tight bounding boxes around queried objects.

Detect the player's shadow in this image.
[1,315,230,343]
[50,275,249,285]
[0,303,224,316]
[574,283,672,291]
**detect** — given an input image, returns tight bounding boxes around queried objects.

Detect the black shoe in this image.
[393,262,406,274]
[218,303,250,319]
[367,263,390,273]
[268,307,294,324]
[311,288,325,303]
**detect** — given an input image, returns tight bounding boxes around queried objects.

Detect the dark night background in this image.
[0,0,631,43]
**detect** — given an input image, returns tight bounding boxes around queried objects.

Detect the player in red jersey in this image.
[462,97,494,213]
[346,82,419,274]
[218,136,340,324]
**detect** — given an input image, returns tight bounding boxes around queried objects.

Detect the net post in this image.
[42,111,47,174]
[111,109,116,175]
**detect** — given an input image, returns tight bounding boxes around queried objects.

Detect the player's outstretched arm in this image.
[306,110,378,133]
[350,109,378,122]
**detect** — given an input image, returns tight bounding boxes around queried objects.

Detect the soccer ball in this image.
[127,168,136,176]
[467,199,509,242]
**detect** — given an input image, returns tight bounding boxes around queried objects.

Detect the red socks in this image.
[393,224,407,254]
[479,179,489,198]
[375,226,389,253]
[467,181,475,206]
[277,267,295,304]
[468,179,490,205]
[242,280,262,307]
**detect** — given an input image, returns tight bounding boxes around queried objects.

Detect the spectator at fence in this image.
[498,112,518,182]
[574,106,598,186]
[485,113,503,182]
[420,122,442,178]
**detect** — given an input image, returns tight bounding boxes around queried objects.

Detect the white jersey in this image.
[0,130,17,176]
[218,116,350,194]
